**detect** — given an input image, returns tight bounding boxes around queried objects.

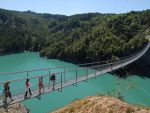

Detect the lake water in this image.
[0,52,150,113]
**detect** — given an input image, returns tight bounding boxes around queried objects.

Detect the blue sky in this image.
[0,0,150,15]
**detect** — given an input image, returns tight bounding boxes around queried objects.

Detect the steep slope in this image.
[0,103,28,113]
[0,9,150,63]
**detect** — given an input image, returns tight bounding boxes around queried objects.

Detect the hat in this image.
[5,81,10,84]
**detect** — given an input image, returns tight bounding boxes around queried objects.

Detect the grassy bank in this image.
[52,96,150,113]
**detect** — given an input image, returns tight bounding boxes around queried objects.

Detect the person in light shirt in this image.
[24,78,32,98]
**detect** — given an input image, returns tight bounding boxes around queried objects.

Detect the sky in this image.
[0,0,150,15]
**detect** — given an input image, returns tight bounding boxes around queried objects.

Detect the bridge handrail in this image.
[0,59,120,75]
[0,42,149,85]
[0,42,149,106]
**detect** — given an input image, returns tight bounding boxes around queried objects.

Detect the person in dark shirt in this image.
[4,81,13,101]
[50,73,56,90]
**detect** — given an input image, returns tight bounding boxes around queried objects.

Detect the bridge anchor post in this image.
[85,68,88,82]
[27,71,29,78]
[75,69,77,86]
[60,74,63,92]
[48,69,51,90]
[94,69,96,78]
[64,67,66,83]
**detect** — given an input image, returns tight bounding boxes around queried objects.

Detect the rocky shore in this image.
[0,103,28,113]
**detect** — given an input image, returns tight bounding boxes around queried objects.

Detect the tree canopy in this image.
[0,9,149,63]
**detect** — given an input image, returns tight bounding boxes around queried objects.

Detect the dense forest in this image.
[0,8,150,63]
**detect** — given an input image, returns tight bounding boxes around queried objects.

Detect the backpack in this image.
[50,75,55,81]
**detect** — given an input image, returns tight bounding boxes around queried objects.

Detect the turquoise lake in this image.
[0,52,150,113]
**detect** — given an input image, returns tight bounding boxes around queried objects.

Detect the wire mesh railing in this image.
[0,42,149,105]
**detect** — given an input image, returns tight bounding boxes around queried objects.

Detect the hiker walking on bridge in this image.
[50,73,56,90]
[38,77,44,94]
[4,81,13,102]
[24,79,32,98]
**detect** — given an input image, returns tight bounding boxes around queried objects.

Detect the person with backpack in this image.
[50,73,56,90]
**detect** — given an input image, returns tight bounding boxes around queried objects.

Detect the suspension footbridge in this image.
[0,42,149,106]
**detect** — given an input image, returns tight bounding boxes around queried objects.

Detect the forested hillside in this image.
[0,8,150,63]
